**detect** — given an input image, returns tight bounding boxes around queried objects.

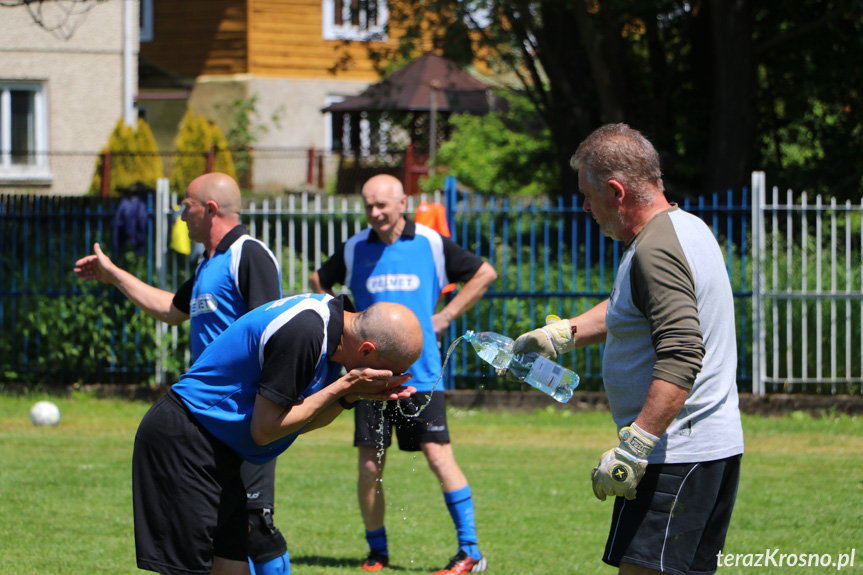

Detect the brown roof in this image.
[322,52,492,114]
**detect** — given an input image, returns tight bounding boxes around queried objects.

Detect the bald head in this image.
[362,174,404,200]
[355,302,423,373]
[188,172,242,218]
[361,175,407,244]
[182,172,242,251]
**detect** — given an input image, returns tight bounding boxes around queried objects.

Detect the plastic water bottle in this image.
[463,330,579,403]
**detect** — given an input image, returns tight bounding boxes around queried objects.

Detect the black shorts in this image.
[354,392,450,451]
[241,458,288,562]
[603,454,742,575]
[242,458,277,511]
[133,390,249,575]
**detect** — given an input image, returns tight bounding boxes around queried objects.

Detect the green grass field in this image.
[1,392,861,574]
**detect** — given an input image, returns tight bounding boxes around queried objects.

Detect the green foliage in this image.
[227,94,283,193]
[0,398,860,575]
[88,119,164,197]
[359,1,863,200]
[760,212,863,394]
[421,92,559,195]
[11,285,154,385]
[1,231,191,385]
[170,109,237,193]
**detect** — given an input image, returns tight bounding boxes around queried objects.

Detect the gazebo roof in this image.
[322,52,493,114]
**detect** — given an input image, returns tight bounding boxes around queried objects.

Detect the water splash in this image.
[396,335,465,419]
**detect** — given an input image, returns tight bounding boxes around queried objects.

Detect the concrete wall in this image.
[0,1,137,196]
[250,76,369,149]
[178,75,369,192]
[246,76,368,191]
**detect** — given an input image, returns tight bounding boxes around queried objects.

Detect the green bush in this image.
[421,92,559,195]
[170,109,237,193]
[89,119,164,197]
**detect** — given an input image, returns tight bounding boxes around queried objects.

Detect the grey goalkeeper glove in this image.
[591,424,657,501]
[512,318,575,360]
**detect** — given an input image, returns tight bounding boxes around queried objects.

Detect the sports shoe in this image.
[433,550,487,574]
[361,550,389,572]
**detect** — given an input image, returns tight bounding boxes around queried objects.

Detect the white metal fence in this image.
[751,171,863,395]
[151,179,444,384]
[151,174,863,395]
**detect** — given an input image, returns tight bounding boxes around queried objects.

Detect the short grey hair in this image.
[571,123,663,205]
[356,302,421,368]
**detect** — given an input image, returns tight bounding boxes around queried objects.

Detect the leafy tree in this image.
[226,94,283,193]
[88,118,163,197]
[170,109,237,194]
[346,0,862,200]
[422,91,558,195]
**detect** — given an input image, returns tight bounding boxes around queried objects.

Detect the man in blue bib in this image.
[75,172,290,574]
[133,294,423,575]
[311,175,497,574]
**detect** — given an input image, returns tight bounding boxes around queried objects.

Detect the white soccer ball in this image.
[30,400,61,426]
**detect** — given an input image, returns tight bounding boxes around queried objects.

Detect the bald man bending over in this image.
[133,294,424,575]
[75,172,292,574]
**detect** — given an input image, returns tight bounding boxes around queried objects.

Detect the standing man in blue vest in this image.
[133,293,424,575]
[74,172,292,574]
[310,174,497,575]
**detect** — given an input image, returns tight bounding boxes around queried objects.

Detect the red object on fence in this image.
[307,147,316,185]
[415,200,455,294]
[100,150,111,198]
[403,142,429,195]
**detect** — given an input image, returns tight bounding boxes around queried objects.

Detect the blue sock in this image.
[365,526,388,556]
[444,485,480,559]
[251,551,291,575]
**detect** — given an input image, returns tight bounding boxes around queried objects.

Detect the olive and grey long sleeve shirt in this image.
[603,206,744,464]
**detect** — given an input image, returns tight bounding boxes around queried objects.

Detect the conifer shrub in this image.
[89,119,164,197]
[169,109,236,193]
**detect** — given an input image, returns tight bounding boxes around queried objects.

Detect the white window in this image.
[140,0,154,42]
[322,0,388,41]
[0,81,51,184]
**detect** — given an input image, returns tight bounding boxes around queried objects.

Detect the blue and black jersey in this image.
[171,293,352,464]
[315,218,483,391]
[173,225,281,362]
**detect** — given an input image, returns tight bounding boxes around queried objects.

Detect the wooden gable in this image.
[141,0,397,82]
[247,0,395,80]
[140,0,249,79]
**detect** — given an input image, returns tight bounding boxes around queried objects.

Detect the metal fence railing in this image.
[3,173,861,395]
[751,172,863,395]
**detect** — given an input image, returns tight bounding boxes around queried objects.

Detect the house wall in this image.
[139,0,248,78]
[243,76,368,191]
[139,0,406,193]
[0,1,134,196]
[247,0,388,80]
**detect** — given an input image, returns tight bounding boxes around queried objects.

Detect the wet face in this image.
[362,179,406,240]
[579,170,625,241]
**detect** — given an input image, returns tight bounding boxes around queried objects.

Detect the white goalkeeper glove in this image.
[512,318,575,360]
[591,424,658,501]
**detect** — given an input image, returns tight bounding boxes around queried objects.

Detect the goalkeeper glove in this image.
[591,424,657,501]
[512,318,575,360]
